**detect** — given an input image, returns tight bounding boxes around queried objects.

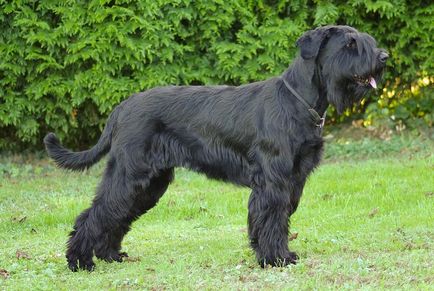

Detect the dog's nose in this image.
[379,51,389,63]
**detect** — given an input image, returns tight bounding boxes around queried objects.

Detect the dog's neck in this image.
[282,57,329,117]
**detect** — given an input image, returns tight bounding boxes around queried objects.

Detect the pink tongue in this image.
[369,77,377,89]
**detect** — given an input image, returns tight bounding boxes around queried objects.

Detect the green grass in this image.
[0,135,433,290]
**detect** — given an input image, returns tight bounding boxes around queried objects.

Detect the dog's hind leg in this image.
[65,208,97,271]
[65,154,131,271]
[94,168,174,263]
[66,149,156,271]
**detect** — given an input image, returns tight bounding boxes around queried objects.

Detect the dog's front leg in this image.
[248,185,298,267]
[247,155,298,267]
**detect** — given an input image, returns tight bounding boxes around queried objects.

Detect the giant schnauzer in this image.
[44,25,388,271]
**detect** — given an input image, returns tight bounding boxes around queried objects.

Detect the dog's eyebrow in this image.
[342,33,362,56]
[345,32,377,57]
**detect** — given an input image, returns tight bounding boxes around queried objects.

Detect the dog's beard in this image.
[327,70,382,114]
[326,78,373,114]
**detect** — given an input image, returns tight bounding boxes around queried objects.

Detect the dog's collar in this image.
[281,78,326,128]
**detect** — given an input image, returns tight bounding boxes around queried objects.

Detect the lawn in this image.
[0,134,433,290]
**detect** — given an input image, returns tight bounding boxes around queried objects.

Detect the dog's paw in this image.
[111,251,129,263]
[68,260,79,272]
[258,251,299,268]
[97,251,129,263]
[118,252,129,259]
[67,256,95,272]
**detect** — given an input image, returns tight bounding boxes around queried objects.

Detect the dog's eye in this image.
[346,39,357,49]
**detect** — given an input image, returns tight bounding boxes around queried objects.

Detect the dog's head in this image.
[296,25,388,113]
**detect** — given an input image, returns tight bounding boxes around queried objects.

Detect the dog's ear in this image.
[296,27,333,59]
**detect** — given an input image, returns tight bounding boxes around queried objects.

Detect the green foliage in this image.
[0,0,433,149]
[364,77,434,129]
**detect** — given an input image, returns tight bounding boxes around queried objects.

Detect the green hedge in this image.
[1,0,433,149]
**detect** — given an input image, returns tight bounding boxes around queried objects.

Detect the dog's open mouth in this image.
[353,74,377,88]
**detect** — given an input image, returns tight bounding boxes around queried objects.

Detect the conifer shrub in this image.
[0,1,432,149]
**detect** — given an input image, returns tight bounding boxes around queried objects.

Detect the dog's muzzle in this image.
[378,51,389,64]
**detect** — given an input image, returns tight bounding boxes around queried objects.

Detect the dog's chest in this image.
[293,137,324,174]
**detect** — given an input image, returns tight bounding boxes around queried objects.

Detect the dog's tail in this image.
[44,106,121,171]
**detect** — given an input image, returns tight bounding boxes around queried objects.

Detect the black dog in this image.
[44,25,388,271]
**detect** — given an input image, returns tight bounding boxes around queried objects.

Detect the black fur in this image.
[44,25,388,271]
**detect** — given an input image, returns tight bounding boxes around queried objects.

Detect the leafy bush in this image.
[0,0,432,149]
